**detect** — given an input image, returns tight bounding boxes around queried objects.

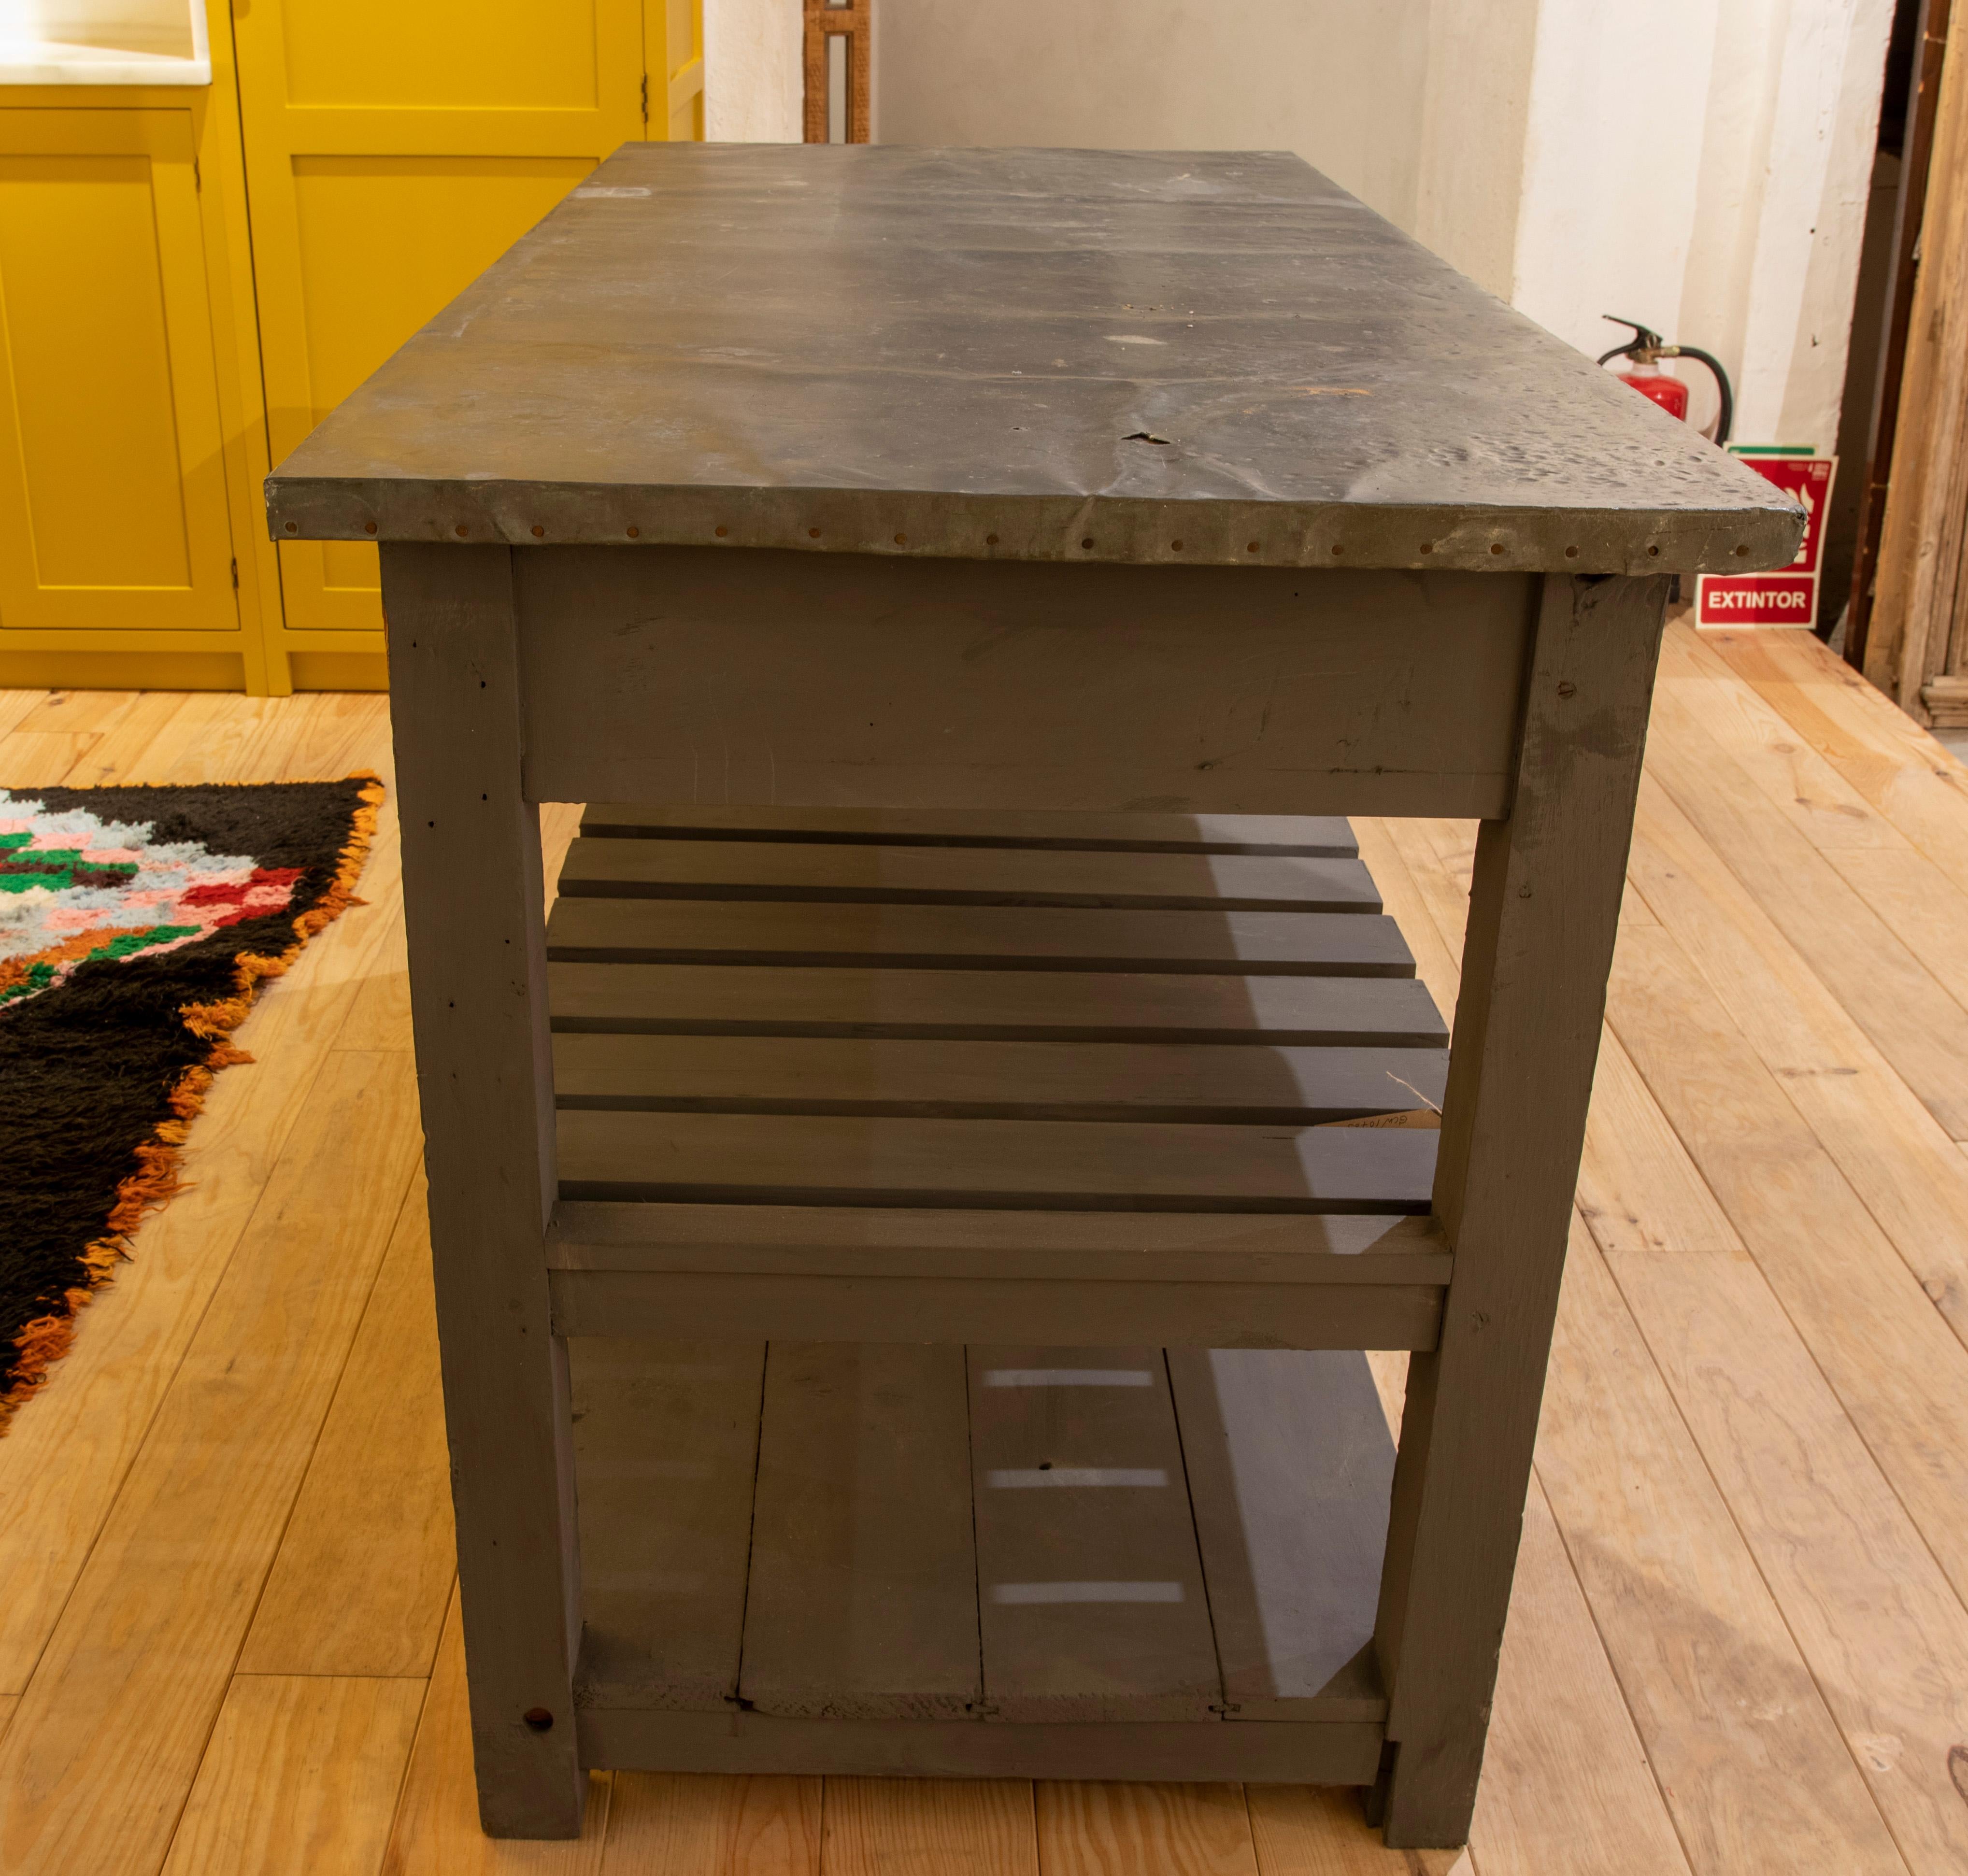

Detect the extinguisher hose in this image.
[1671,346,1734,448]
[1597,316,1735,447]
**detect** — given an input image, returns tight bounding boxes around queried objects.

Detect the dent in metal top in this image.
[265,144,1803,575]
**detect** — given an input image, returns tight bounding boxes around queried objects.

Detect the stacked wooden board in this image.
[541,805,1452,1777]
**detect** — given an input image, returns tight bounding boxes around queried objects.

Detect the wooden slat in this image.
[557,1111,1436,1212]
[157,1676,424,1876]
[548,898,1416,976]
[0,689,143,785]
[1167,1350,1393,1720]
[554,1035,1448,1123]
[820,1780,1034,1876]
[571,1342,764,1713]
[738,1344,981,1720]
[1607,922,1968,1615]
[1609,1242,1968,1869]
[1470,1481,1697,1876]
[548,1204,1451,1284]
[239,1176,453,1678]
[60,692,195,788]
[579,1708,1384,1783]
[1861,17,1968,713]
[1541,1219,1912,1871]
[558,836,1381,914]
[550,962,1448,1047]
[1036,1783,1258,1876]
[1713,629,1968,901]
[1655,622,1906,854]
[581,803,1357,855]
[968,1348,1220,1722]
[1576,1029,1743,1259]
[576,1334,1406,1748]
[549,1270,1443,1355]
[1625,780,1968,1328]
[599,1773,821,1876]
[1640,684,1968,1139]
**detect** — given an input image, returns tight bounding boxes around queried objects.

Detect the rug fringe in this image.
[0,772,386,1434]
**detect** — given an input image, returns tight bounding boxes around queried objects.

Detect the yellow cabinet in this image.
[0,102,271,689]
[236,0,701,690]
[0,0,701,696]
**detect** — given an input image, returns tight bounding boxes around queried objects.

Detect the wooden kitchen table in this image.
[266,144,1799,1849]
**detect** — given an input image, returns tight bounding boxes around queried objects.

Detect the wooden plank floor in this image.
[3,622,1967,1873]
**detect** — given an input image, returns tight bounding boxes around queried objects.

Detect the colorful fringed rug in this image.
[0,776,383,1431]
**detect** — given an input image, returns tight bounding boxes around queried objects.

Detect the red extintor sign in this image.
[1695,449,1833,627]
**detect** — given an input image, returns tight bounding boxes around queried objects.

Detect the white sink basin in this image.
[0,0,208,84]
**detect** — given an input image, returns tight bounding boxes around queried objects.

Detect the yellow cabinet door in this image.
[0,110,239,638]
[236,0,693,673]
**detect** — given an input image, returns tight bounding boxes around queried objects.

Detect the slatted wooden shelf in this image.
[547,805,1442,1778]
[570,1337,1395,1781]
[543,805,1453,1350]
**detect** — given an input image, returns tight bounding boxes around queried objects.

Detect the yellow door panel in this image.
[280,0,608,113]
[285,154,598,616]
[236,0,663,642]
[657,0,704,141]
[0,111,237,634]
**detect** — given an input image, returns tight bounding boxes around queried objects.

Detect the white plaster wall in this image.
[1511,0,1894,447]
[872,0,1431,233]
[703,0,801,143]
[1413,0,1541,299]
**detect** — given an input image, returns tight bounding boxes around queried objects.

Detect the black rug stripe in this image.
[0,778,375,1404]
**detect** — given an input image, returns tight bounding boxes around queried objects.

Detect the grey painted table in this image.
[268,144,1799,1850]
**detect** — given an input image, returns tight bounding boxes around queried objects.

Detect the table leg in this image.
[382,543,585,1837]
[1369,572,1670,1847]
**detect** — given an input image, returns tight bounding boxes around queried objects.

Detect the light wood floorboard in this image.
[820,1778,1035,1876]
[239,1174,454,1680]
[1034,1781,1257,1876]
[601,1774,820,1876]
[1,633,1964,1872]
[158,1675,426,1876]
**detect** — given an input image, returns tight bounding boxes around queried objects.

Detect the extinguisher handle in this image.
[1669,345,1734,447]
[1596,314,1664,365]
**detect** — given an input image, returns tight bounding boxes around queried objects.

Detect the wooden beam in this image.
[381,542,584,1837]
[1370,572,1670,1846]
[803,0,871,144]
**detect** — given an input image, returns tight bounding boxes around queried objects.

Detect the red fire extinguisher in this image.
[1598,316,1734,446]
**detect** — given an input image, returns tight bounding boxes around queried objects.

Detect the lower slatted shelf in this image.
[570,1337,1395,1780]
[542,804,1454,1349]
[551,806,1439,1778]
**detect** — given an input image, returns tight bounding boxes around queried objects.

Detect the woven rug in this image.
[0,776,383,1430]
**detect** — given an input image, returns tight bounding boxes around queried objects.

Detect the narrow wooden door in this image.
[234,0,693,675]
[0,110,239,639]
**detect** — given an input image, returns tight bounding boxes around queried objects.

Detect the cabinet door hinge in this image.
[641,73,650,126]
[193,158,201,192]
[229,557,239,589]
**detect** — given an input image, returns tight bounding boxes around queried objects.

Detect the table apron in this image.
[509,547,1536,818]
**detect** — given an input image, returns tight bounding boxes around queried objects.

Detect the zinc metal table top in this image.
[265,143,1800,577]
